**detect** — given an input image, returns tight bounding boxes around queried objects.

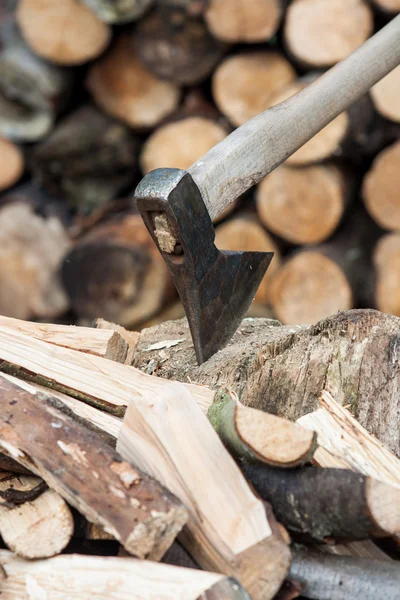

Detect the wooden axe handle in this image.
[188,15,400,222]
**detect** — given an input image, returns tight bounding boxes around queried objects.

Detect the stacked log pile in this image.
[0,310,398,598]
[0,0,399,328]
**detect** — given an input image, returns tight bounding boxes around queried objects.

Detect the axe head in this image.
[135,168,273,364]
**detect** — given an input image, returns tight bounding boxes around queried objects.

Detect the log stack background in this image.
[1,0,400,329]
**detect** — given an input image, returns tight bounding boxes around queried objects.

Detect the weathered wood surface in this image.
[131,310,400,457]
[0,374,188,559]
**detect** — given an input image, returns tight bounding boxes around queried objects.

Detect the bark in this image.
[140,116,227,175]
[283,0,373,68]
[373,231,400,316]
[204,0,283,43]
[117,381,291,600]
[212,51,295,127]
[81,0,154,23]
[362,140,400,230]
[215,214,281,305]
[61,213,176,327]
[242,463,400,542]
[0,201,70,320]
[0,474,74,559]
[0,374,188,559]
[86,34,180,129]
[289,546,400,600]
[256,163,349,245]
[371,66,400,123]
[0,138,23,191]
[270,207,380,324]
[134,7,227,85]
[131,309,400,457]
[0,550,250,600]
[17,0,111,65]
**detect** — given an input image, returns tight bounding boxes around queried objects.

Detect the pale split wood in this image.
[0,475,73,559]
[0,316,128,363]
[117,382,291,600]
[0,550,249,600]
[0,373,188,559]
[94,318,140,365]
[0,326,214,416]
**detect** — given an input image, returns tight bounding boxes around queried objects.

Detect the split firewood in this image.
[30,105,139,213]
[373,232,400,316]
[270,208,379,324]
[370,66,400,122]
[140,116,228,174]
[0,551,250,599]
[17,0,111,65]
[204,0,283,43]
[362,140,400,230]
[0,201,70,320]
[0,316,128,363]
[0,137,23,191]
[117,382,291,600]
[212,51,295,127]
[242,463,400,542]
[61,213,176,327]
[207,394,317,467]
[81,0,154,23]
[284,0,373,68]
[130,309,400,457]
[0,374,188,559]
[215,214,281,305]
[0,474,74,559]
[256,163,348,245]
[134,7,227,85]
[94,318,140,365]
[289,547,400,600]
[86,35,181,129]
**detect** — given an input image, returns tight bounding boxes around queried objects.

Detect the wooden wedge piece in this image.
[0,374,188,559]
[94,319,140,365]
[208,394,316,468]
[0,550,250,599]
[117,382,291,600]
[0,474,73,559]
[0,316,128,362]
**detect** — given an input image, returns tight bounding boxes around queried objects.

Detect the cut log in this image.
[0,138,23,191]
[130,309,400,457]
[94,318,140,365]
[0,551,250,599]
[0,374,188,559]
[212,52,295,127]
[0,201,70,320]
[284,0,373,68]
[17,0,111,65]
[207,394,317,467]
[370,66,400,122]
[270,208,379,324]
[0,325,214,416]
[30,105,139,214]
[205,0,283,43]
[373,232,400,316]
[61,213,175,327]
[371,0,400,13]
[117,382,291,600]
[289,547,400,600]
[86,35,180,129]
[140,116,227,174]
[0,474,73,559]
[81,0,154,23]
[214,215,281,305]
[0,316,128,362]
[134,7,227,85]
[256,163,348,245]
[362,141,400,229]
[242,463,400,542]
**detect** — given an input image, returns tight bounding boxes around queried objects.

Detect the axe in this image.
[135,16,400,365]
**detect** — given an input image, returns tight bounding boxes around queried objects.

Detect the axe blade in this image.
[135,168,273,364]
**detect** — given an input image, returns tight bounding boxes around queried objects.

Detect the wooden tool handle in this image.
[188,15,400,221]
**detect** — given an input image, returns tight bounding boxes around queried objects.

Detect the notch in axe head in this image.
[135,16,400,365]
